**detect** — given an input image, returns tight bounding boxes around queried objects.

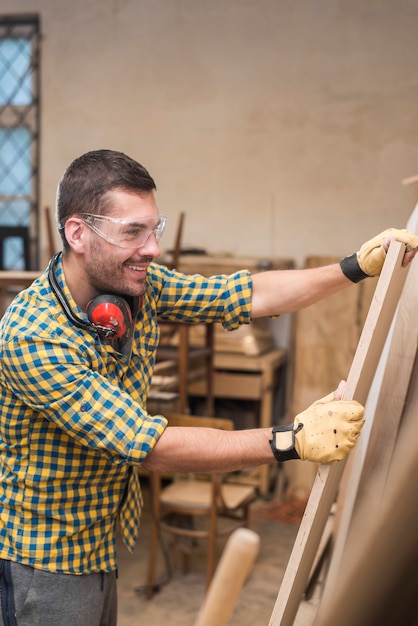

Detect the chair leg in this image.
[244,504,251,528]
[206,483,218,590]
[206,531,217,591]
[181,549,190,575]
[146,520,159,598]
[146,473,161,599]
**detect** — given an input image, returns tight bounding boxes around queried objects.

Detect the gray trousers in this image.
[0,559,117,626]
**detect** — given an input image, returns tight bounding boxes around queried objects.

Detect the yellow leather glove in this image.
[340,228,418,282]
[270,392,365,464]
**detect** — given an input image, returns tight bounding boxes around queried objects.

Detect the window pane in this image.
[0,200,30,226]
[0,127,31,196]
[0,38,32,105]
[1,236,25,270]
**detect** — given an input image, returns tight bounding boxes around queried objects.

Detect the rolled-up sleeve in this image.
[148,264,253,330]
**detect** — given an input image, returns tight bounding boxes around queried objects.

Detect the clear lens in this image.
[81,213,167,248]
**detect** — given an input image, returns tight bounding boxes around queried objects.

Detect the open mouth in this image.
[125,263,148,274]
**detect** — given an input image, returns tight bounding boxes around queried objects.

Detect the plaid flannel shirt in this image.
[0,255,252,574]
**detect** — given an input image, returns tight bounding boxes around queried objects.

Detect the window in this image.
[0,15,40,270]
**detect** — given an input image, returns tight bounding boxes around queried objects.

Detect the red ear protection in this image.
[86,295,133,339]
[48,253,138,340]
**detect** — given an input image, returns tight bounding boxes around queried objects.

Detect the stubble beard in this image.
[87,243,148,298]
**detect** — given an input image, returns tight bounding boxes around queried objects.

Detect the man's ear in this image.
[64,217,88,253]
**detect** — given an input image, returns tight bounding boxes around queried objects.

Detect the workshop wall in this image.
[3,0,418,266]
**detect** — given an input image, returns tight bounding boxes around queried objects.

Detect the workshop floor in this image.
[116,479,320,626]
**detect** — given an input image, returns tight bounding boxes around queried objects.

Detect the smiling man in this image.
[0,149,417,626]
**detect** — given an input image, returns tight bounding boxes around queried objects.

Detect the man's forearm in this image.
[143,426,274,473]
[250,263,351,318]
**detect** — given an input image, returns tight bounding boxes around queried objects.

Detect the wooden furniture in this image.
[153,322,215,415]
[188,347,287,495]
[146,413,259,598]
[172,253,295,277]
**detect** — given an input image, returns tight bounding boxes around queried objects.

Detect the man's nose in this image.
[139,231,160,257]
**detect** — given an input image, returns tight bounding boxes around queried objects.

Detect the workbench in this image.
[188,347,287,495]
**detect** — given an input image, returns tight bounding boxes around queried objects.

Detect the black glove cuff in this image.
[270,424,301,462]
[339,253,369,283]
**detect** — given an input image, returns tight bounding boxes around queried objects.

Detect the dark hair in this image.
[56,149,157,248]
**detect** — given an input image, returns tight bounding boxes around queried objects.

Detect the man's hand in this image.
[270,383,365,464]
[293,392,365,463]
[340,228,418,283]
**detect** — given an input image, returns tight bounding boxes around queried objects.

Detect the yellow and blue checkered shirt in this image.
[0,255,252,574]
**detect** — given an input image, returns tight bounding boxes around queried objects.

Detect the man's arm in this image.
[251,262,349,318]
[143,426,273,473]
[143,382,364,471]
[251,228,418,318]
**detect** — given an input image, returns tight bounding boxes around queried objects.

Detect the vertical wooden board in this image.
[352,204,418,515]
[339,242,409,406]
[268,241,408,626]
[312,353,418,626]
[353,270,418,511]
[315,206,418,616]
[268,461,345,626]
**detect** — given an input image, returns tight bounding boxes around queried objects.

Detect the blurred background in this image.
[1,0,418,271]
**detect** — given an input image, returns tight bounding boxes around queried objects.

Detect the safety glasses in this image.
[79,213,167,249]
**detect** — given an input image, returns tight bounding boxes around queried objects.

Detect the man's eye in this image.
[123,226,143,236]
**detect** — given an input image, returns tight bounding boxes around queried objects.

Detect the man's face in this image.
[83,189,163,298]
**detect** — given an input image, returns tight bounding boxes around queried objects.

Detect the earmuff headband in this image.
[48,253,132,339]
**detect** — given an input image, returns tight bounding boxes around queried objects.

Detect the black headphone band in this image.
[48,252,121,338]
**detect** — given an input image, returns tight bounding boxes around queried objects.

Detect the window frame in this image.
[0,14,41,270]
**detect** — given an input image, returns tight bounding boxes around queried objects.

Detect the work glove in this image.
[340,228,418,283]
[270,392,365,464]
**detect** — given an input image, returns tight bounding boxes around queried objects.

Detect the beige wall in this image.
[4,0,418,266]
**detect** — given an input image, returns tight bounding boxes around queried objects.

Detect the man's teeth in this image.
[127,264,146,271]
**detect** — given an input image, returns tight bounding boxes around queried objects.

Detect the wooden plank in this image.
[211,348,286,372]
[268,240,409,626]
[313,353,418,626]
[319,205,418,606]
[353,204,418,514]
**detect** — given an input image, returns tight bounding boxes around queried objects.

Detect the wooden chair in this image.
[146,413,259,598]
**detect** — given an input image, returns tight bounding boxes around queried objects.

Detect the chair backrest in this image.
[165,211,185,270]
[44,206,58,257]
